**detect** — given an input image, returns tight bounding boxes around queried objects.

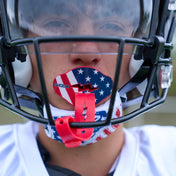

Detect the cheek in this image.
[29,42,131,109]
[99,44,131,88]
[119,55,130,88]
[30,54,74,109]
[118,45,133,88]
[29,54,64,93]
[98,43,117,77]
[101,55,130,89]
[30,55,42,93]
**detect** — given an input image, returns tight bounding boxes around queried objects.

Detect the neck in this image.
[38,124,124,176]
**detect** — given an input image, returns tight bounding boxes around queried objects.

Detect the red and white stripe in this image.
[53,71,80,105]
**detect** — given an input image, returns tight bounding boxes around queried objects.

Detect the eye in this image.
[44,20,70,29]
[99,23,124,34]
[42,19,73,35]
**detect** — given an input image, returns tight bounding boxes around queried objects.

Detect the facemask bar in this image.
[20,35,170,128]
[33,36,129,128]
[0,0,174,128]
[0,36,173,128]
[112,36,172,125]
[32,36,137,128]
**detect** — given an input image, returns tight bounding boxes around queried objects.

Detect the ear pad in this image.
[129,51,147,95]
[12,55,32,87]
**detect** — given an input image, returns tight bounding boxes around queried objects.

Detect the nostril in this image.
[71,54,101,65]
[71,58,82,64]
[71,57,100,65]
[70,42,101,65]
[91,58,100,65]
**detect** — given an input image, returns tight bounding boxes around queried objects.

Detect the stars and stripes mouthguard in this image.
[53,66,113,106]
[46,67,122,148]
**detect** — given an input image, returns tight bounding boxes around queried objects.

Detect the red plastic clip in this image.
[55,93,95,148]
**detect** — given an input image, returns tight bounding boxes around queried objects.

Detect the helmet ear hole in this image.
[129,46,144,78]
[12,54,32,88]
[129,54,144,78]
[129,48,148,95]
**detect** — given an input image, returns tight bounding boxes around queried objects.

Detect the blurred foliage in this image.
[169,32,176,96]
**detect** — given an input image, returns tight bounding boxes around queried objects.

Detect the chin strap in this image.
[55,93,95,148]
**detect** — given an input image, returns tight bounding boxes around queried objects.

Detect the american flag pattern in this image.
[53,66,113,106]
[44,91,122,146]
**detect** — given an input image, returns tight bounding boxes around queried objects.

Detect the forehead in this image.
[16,0,140,21]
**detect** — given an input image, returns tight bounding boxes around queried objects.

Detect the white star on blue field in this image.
[72,67,113,104]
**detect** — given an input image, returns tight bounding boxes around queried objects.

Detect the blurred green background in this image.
[0,41,176,127]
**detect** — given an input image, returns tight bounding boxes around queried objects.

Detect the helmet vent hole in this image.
[82,130,86,134]
[60,120,64,125]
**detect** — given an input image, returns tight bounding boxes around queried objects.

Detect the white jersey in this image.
[0,121,176,176]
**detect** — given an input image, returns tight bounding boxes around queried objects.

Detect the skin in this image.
[30,41,131,110]
[28,2,134,176]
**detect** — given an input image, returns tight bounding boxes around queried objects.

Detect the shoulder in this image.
[0,122,42,176]
[128,125,176,157]
[127,125,176,175]
[129,125,176,145]
[0,123,21,149]
[0,121,38,143]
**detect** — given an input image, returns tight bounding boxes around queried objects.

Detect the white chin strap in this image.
[43,91,122,147]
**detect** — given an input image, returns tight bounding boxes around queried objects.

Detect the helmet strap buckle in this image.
[55,93,95,148]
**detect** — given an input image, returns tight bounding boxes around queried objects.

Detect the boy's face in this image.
[28,1,135,110]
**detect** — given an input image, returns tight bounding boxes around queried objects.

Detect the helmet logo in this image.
[72,83,98,92]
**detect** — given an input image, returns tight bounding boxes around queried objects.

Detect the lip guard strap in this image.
[55,93,95,148]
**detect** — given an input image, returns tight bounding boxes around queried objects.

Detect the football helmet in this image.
[0,0,175,147]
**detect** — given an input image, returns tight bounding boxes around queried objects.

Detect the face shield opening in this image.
[29,41,134,110]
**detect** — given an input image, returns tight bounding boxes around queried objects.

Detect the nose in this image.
[70,42,101,65]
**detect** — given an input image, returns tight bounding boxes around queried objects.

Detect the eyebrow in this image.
[54,4,77,17]
[33,3,77,20]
